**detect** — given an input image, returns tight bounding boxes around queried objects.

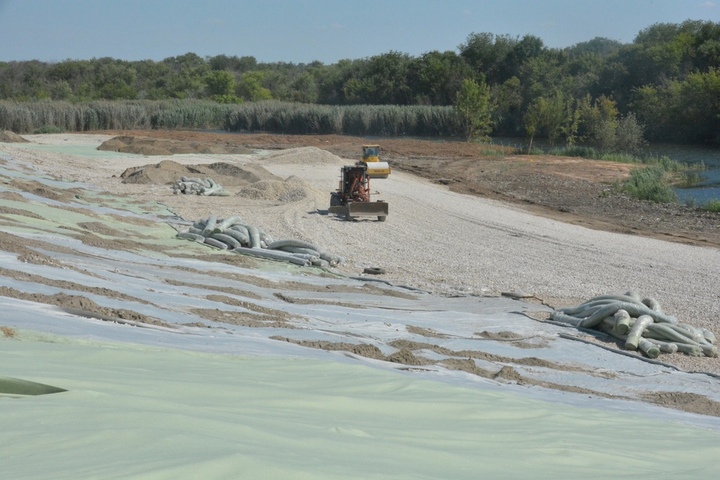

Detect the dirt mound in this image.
[98,135,253,155]
[205,162,276,183]
[120,160,278,186]
[121,160,197,185]
[236,175,322,202]
[262,146,346,165]
[0,130,29,143]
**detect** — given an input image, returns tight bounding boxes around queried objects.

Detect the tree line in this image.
[1,20,718,146]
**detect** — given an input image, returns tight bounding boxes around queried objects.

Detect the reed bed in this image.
[225,101,463,137]
[0,99,463,137]
[0,100,232,133]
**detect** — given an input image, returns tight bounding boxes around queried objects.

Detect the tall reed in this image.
[225,101,462,137]
[0,100,231,133]
[1,99,464,137]
[0,100,462,137]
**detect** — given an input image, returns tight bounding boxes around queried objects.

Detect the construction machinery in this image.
[329,145,390,221]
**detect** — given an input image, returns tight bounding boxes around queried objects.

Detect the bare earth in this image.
[2,130,720,417]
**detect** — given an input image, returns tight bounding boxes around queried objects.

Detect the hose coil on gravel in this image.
[552,291,718,358]
[176,215,343,268]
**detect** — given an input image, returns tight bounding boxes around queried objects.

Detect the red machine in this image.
[328,145,390,222]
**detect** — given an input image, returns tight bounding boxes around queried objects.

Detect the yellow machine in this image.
[329,145,391,221]
[360,145,391,178]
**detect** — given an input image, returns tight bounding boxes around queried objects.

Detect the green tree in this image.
[315,59,362,104]
[458,32,516,84]
[161,53,209,98]
[565,37,623,58]
[455,78,493,141]
[679,67,720,142]
[630,84,667,139]
[492,76,523,134]
[340,51,412,104]
[522,93,568,150]
[524,98,543,152]
[236,71,272,101]
[578,95,619,150]
[289,71,319,103]
[133,59,171,99]
[204,70,235,97]
[614,112,646,153]
[208,55,257,73]
[90,58,138,99]
[407,50,473,105]
[503,34,545,81]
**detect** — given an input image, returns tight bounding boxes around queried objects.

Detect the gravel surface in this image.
[4,133,720,375]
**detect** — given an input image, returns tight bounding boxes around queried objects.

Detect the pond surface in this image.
[646,143,720,204]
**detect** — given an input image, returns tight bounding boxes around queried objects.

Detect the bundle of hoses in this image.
[172,176,229,196]
[551,292,717,358]
[176,215,343,268]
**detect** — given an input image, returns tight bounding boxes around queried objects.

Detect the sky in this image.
[1,0,719,64]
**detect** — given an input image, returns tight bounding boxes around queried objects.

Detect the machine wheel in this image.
[330,192,342,207]
[377,216,387,222]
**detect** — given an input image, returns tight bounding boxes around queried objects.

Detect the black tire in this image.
[330,192,342,207]
[377,216,386,222]
[363,267,385,275]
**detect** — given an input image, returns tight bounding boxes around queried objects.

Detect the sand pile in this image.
[262,146,347,165]
[98,135,254,155]
[206,162,275,183]
[236,175,323,202]
[0,130,29,143]
[120,160,278,186]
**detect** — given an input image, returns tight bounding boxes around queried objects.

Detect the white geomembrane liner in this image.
[3,335,720,479]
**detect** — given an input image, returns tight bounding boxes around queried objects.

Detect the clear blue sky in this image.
[1,0,718,64]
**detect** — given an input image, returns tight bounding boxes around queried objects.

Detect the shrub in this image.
[33,125,64,134]
[620,166,678,203]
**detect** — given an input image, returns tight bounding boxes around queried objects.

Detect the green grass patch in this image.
[703,199,720,212]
